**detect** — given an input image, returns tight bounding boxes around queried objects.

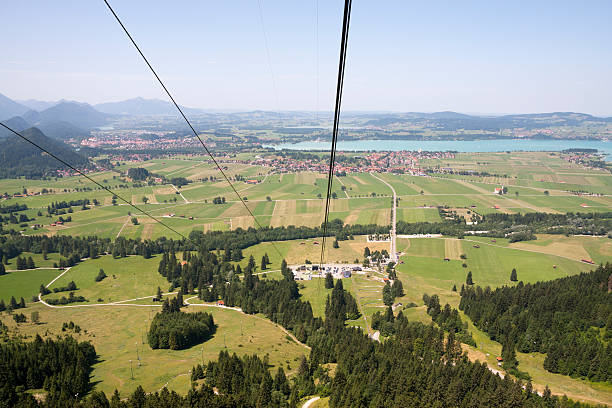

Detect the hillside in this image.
[0,93,29,120]
[360,111,612,133]
[36,120,90,141]
[16,99,59,111]
[94,97,204,116]
[0,127,89,178]
[0,116,30,138]
[23,101,111,129]
[460,264,612,383]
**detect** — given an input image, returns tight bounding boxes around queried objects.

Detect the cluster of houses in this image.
[249,150,454,175]
[291,263,365,281]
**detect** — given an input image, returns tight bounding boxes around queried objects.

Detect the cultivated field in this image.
[1,151,608,240]
[1,151,611,403]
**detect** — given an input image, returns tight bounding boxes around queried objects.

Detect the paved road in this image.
[371,173,397,262]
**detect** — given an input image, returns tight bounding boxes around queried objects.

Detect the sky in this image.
[1,0,612,116]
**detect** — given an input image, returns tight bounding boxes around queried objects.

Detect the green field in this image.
[1,151,612,404]
[0,268,61,304]
[3,151,609,239]
[43,255,169,304]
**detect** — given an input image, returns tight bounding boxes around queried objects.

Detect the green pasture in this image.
[0,268,60,304]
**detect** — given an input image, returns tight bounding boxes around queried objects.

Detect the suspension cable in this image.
[319,0,352,271]
[0,122,189,241]
[102,0,283,258]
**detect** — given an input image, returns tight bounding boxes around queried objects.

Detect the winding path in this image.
[36,267,310,351]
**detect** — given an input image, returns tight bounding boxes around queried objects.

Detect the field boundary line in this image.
[116,216,131,238]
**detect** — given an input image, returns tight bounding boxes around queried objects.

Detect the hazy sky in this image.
[2,0,611,115]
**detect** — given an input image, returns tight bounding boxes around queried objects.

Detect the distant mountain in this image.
[94,97,204,116]
[17,99,60,111]
[0,93,29,120]
[23,101,111,129]
[36,121,90,141]
[0,127,89,178]
[362,111,611,132]
[0,116,31,138]
[427,111,473,119]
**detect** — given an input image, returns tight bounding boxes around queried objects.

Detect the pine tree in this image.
[0,262,5,275]
[157,286,163,300]
[452,284,457,292]
[382,282,394,306]
[0,299,5,312]
[9,296,17,310]
[502,340,519,370]
[466,271,474,285]
[391,279,404,297]
[19,297,26,308]
[510,268,518,282]
[261,255,268,270]
[325,272,334,289]
[364,247,370,258]
[26,256,35,269]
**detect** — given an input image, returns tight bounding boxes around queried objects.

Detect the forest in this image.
[0,335,97,406]
[0,127,90,179]
[148,296,215,350]
[1,248,605,407]
[459,264,612,383]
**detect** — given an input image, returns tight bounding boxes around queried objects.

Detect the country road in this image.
[371,172,397,261]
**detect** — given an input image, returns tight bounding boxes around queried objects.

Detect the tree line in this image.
[459,263,612,383]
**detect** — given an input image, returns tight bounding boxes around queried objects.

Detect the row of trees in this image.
[14,256,35,270]
[0,296,26,312]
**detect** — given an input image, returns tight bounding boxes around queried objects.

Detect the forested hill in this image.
[0,127,90,178]
[22,101,110,130]
[460,264,612,383]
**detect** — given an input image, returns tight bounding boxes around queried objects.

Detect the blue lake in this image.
[268,139,612,160]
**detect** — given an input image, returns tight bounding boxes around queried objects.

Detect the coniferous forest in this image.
[0,247,606,407]
[460,263,612,383]
[0,334,96,406]
[147,296,215,350]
